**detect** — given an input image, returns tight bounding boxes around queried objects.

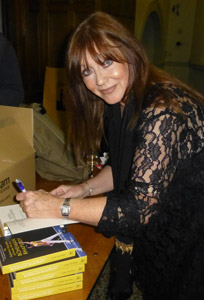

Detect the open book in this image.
[0,204,78,236]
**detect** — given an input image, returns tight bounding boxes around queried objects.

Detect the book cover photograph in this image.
[14,235,87,281]
[0,226,77,274]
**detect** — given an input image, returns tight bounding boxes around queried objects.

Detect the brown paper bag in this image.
[26,103,89,183]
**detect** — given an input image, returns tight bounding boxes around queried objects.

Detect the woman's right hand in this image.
[50,182,89,199]
[50,165,113,200]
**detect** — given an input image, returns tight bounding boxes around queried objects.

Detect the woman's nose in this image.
[95,69,107,86]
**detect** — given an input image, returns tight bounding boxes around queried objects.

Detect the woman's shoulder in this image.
[143,82,204,118]
[141,83,182,121]
[145,82,190,104]
[137,83,204,147]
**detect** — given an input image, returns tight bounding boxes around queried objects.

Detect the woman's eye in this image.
[82,68,92,77]
[103,59,113,67]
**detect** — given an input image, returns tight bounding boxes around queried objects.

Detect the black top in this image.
[0,33,24,106]
[98,83,204,299]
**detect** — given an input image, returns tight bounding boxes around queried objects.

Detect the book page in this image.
[7,218,78,235]
[0,204,26,223]
[0,204,27,235]
[0,204,78,235]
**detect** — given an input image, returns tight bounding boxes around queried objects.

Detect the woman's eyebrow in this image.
[80,63,87,68]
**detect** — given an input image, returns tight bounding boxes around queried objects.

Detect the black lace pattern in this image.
[98,84,204,236]
[97,84,204,298]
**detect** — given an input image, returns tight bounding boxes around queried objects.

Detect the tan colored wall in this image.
[134,0,204,94]
[135,0,197,64]
[135,0,169,45]
[164,0,197,63]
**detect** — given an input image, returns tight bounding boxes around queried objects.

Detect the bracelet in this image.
[85,181,93,196]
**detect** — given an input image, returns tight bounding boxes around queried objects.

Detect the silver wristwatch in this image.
[60,198,71,218]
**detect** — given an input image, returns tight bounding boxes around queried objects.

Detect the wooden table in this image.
[0,175,114,300]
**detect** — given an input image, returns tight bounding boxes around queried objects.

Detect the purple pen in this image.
[16,179,27,192]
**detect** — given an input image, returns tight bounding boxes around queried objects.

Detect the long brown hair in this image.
[66,11,204,163]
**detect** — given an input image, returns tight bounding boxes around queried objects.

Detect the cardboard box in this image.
[0,106,35,206]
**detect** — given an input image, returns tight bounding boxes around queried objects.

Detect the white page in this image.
[0,204,26,236]
[0,204,27,223]
[0,204,78,235]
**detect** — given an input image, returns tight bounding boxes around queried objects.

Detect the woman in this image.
[17,12,204,300]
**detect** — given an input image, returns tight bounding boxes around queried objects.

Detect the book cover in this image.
[13,232,87,280]
[11,281,83,300]
[10,272,83,294]
[13,262,85,286]
[0,226,77,274]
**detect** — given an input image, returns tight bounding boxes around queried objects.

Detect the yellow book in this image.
[11,281,83,300]
[11,273,83,294]
[0,226,77,274]
[13,262,85,286]
[14,242,87,281]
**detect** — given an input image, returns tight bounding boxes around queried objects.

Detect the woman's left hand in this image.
[16,190,64,219]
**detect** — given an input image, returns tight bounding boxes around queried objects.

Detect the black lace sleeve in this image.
[97,106,187,238]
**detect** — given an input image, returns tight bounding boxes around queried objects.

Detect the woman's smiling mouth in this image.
[99,85,117,95]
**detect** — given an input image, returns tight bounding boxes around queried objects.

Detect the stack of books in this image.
[0,225,87,300]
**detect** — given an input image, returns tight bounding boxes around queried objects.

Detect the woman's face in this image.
[81,51,129,105]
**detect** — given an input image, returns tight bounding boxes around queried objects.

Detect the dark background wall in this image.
[1,0,136,104]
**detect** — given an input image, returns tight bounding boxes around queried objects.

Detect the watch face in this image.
[61,204,70,216]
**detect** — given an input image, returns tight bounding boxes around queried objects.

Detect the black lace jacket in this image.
[97,83,204,299]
